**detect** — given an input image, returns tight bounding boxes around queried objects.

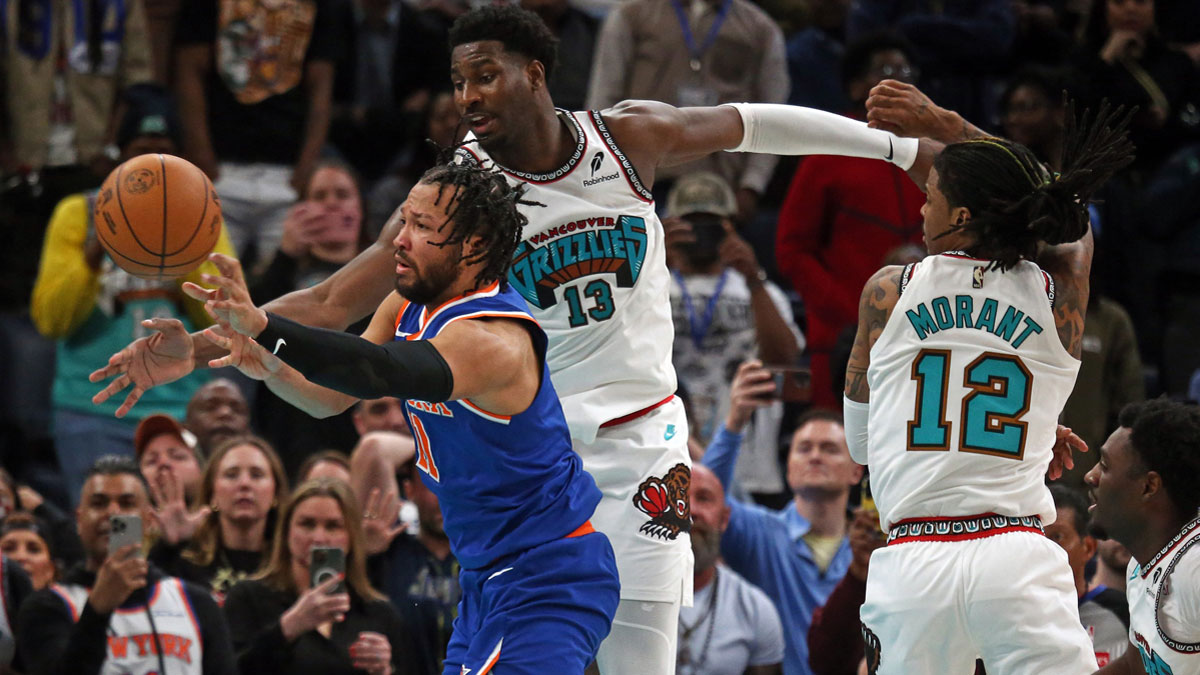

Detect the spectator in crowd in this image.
[1073,0,1200,174]
[848,0,1016,126]
[0,0,153,309]
[805,506,884,675]
[134,413,204,506]
[185,378,252,458]
[391,0,462,115]
[703,361,862,675]
[999,67,1068,168]
[0,550,32,671]
[354,397,411,438]
[785,0,852,113]
[16,455,236,675]
[173,0,345,265]
[1046,485,1129,667]
[298,451,352,485]
[586,0,790,221]
[30,86,233,506]
[224,478,420,675]
[329,0,408,183]
[666,173,802,501]
[1090,534,1133,594]
[678,463,784,674]
[1009,0,1077,68]
[776,33,925,408]
[521,0,599,112]
[365,90,460,240]
[249,159,371,475]
[150,435,289,604]
[1085,399,1200,674]
[0,513,56,590]
[0,471,82,570]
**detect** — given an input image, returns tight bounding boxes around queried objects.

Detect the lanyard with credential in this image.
[669,0,734,72]
[674,269,730,350]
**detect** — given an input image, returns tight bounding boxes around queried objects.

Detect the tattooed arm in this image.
[844,265,905,404]
[865,80,988,144]
[1038,226,1093,360]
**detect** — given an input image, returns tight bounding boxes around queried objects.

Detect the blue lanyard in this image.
[674,269,729,349]
[669,0,733,72]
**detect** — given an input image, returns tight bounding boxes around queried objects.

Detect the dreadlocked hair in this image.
[933,100,1136,271]
[419,161,534,289]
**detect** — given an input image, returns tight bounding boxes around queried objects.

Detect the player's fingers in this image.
[1068,433,1088,452]
[93,374,132,405]
[181,281,217,302]
[208,253,247,286]
[199,272,240,296]
[115,386,146,418]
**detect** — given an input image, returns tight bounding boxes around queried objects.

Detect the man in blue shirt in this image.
[702,359,862,675]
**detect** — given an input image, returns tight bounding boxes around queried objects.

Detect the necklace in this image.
[677,567,719,671]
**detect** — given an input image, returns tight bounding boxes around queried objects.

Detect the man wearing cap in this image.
[135,414,204,507]
[665,171,802,501]
[30,84,237,506]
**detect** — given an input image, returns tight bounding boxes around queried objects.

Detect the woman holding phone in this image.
[222,478,420,675]
[149,435,289,603]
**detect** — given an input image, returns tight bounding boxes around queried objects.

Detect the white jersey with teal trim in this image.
[1127,516,1200,675]
[51,577,205,675]
[458,109,675,444]
[865,253,1081,529]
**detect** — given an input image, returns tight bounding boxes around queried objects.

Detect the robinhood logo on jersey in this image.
[509,215,648,309]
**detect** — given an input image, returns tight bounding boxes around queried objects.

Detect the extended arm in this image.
[865,80,988,144]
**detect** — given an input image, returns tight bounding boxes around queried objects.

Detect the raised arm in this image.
[604,100,936,190]
[1037,225,1093,359]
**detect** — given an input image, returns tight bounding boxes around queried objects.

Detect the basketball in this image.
[93,153,222,279]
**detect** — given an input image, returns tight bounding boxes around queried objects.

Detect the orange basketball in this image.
[93,153,222,279]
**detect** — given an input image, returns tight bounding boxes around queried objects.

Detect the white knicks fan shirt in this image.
[1127,516,1200,675]
[865,252,1080,529]
[458,109,675,443]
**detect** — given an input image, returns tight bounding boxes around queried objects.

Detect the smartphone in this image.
[107,514,143,557]
[764,365,812,403]
[310,547,346,594]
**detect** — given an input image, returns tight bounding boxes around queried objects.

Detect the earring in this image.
[210,503,219,513]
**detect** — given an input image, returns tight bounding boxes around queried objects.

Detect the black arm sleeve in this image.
[16,590,110,675]
[183,582,238,675]
[256,313,454,402]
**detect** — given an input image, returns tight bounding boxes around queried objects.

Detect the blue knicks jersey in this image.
[394,281,602,569]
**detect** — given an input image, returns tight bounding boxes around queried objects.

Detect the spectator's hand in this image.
[662,217,694,270]
[89,544,148,614]
[90,318,196,418]
[149,466,211,545]
[201,320,283,380]
[17,485,44,512]
[280,574,352,641]
[717,221,761,283]
[735,188,759,226]
[279,202,328,258]
[1101,30,1145,63]
[349,631,393,675]
[726,360,776,433]
[866,80,959,141]
[1047,424,1087,481]
[361,488,406,555]
[847,507,885,582]
[183,253,268,338]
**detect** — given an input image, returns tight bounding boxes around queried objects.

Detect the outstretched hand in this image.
[89,317,196,418]
[1047,425,1088,481]
[149,466,211,545]
[202,320,283,381]
[182,253,268,338]
[361,488,407,556]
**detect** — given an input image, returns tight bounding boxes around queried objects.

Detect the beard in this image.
[690,525,722,572]
[395,254,459,306]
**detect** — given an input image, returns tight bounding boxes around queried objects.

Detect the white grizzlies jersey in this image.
[866,253,1080,529]
[1127,516,1200,675]
[458,110,676,443]
[52,578,204,675]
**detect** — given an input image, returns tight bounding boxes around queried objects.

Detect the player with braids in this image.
[171,160,623,672]
[841,101,1136,674]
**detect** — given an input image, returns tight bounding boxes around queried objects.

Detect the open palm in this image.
[203,323,282,381]
[89,318,196,418]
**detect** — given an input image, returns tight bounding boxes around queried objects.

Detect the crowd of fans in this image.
[0,0,1197,672]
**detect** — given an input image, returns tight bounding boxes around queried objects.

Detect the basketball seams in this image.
[159,153,168,273]
[113,160,169,260]
[159,164,212,257]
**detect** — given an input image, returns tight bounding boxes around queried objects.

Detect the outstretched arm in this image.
[604,100,937,190]
[865,80,988,144]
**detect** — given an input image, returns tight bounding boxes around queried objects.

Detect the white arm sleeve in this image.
[843,395,870,465]
[724,102,919,171]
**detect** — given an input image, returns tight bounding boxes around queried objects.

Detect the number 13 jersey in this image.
[866,253,1081,529]
[458,110,675,444]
